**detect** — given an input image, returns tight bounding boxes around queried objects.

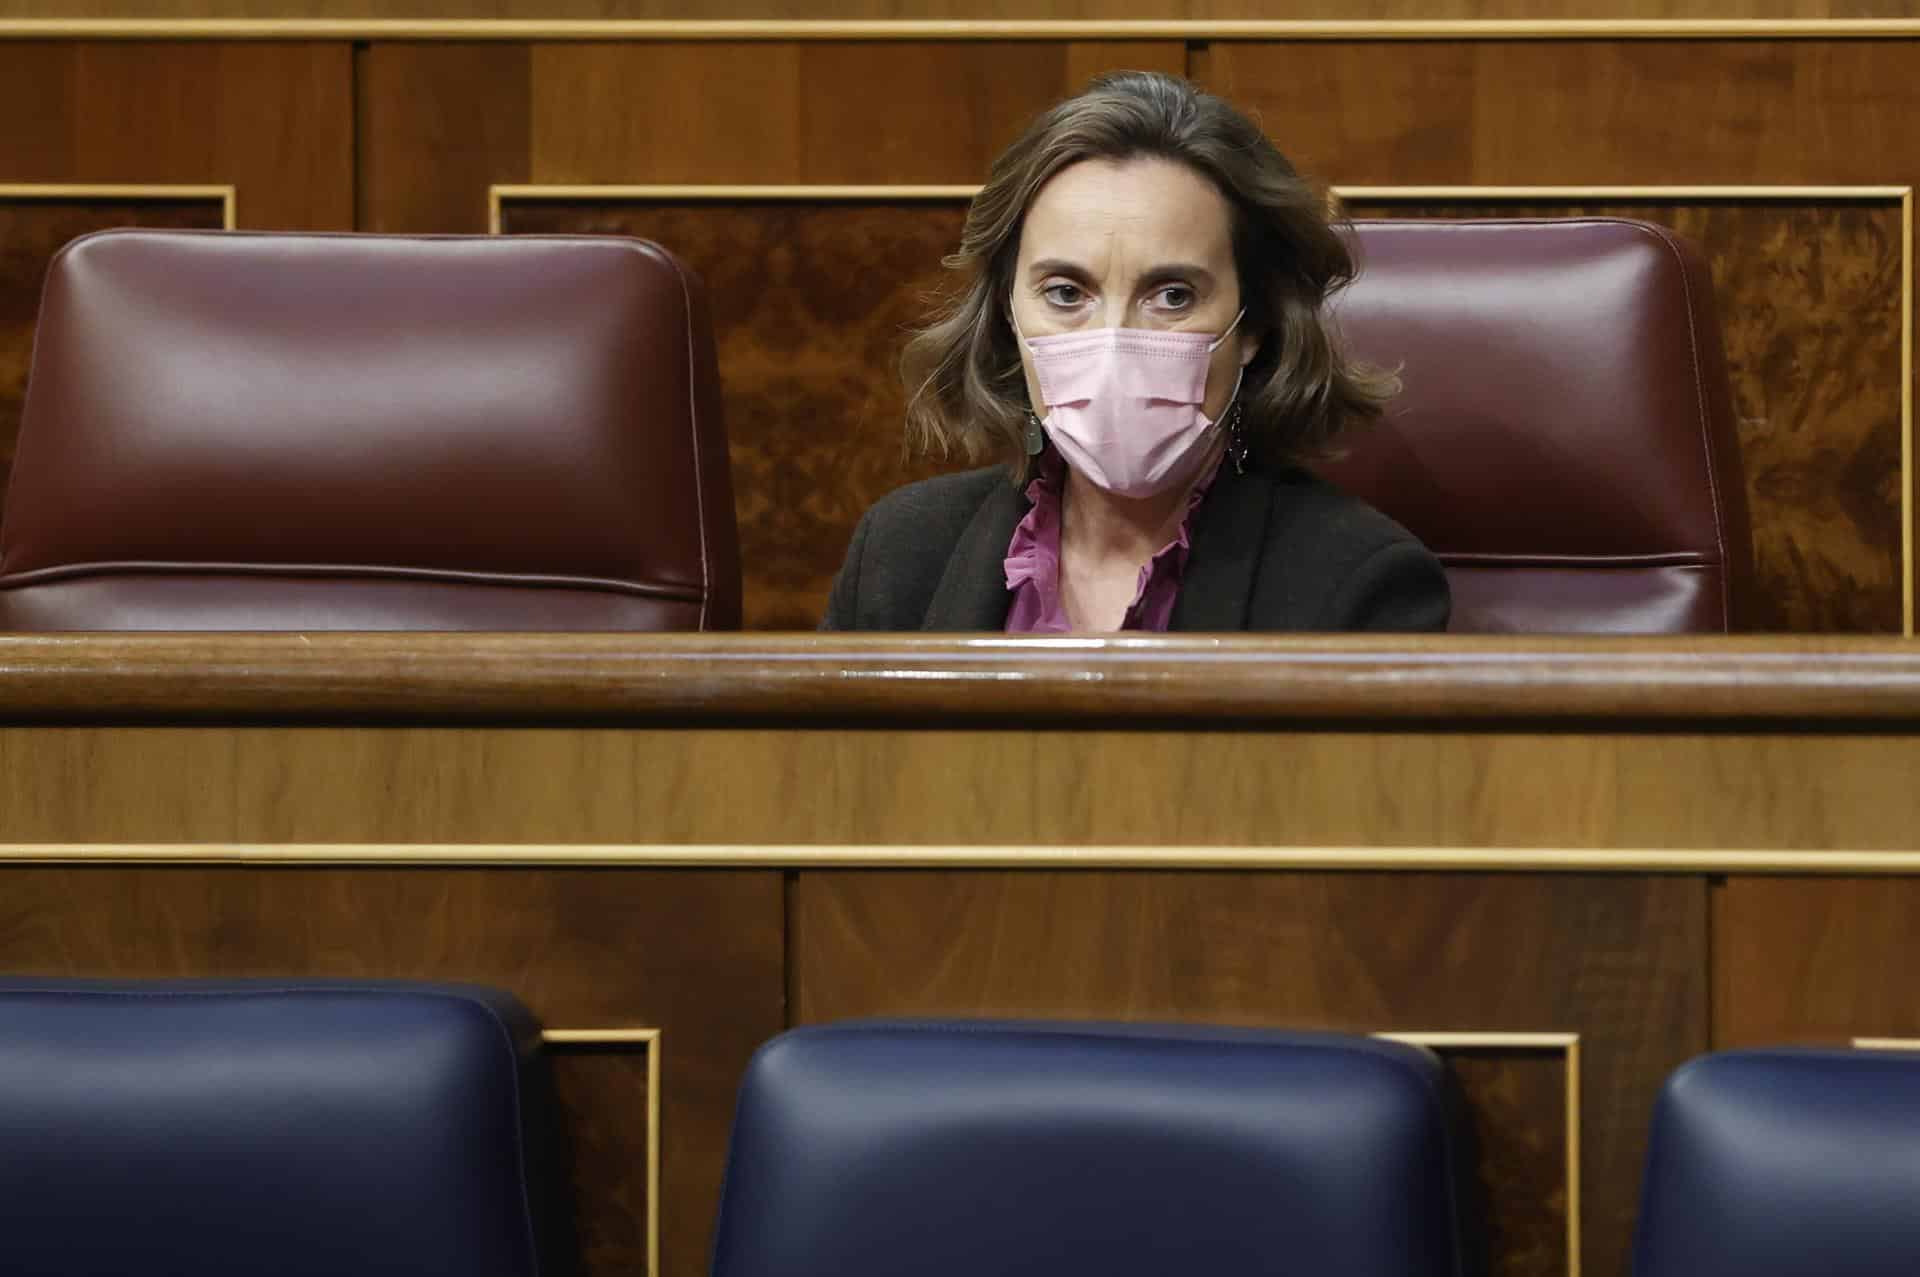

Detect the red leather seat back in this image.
[1323,218,1754,633]
[0,229,740,630]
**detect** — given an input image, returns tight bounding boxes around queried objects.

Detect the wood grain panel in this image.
[0,42,68,175]
[1714,877,1920,1046]
[1343,196,1904,634]
[525,40,1185,186]
[0,866,784,1277]
[0,42,352,231]
[7,724,1920,851]
[1065,38,1187,84]
[549,1045,653,1276]
[502,198,973,627]
[792,870,1705,1277]
[1206,42,1920,186]
[1452,1051,1571,1277]
[357,41,531,233]
[0,196,228,523]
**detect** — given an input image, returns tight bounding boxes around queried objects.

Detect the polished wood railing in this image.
[6,632,1920,722]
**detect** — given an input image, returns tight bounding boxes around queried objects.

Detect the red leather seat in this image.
[1324,218,1754,633]
[0,230,739,630]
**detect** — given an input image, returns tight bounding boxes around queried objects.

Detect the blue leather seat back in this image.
[0,979,564,1277]
[712,1019,1474,1277]
[1635,1048,1920,1277]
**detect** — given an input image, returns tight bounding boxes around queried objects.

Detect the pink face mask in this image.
[1018,309,1245,499]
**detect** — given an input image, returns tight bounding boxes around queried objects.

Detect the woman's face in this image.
[1010,155,1258,426]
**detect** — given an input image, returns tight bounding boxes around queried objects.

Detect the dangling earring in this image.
[1023,411,1045,457]
[1227,400,1249,474]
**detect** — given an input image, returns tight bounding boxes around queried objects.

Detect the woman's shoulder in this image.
[1243,464,1451,632]
[1257,464,1430,557]
[858,465,1012,535]
[822,465,1020,631]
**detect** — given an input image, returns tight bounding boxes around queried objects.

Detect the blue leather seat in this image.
[711,1019,1477,1277]
[1634,1047,1920,1277]
[0,978,572,1277]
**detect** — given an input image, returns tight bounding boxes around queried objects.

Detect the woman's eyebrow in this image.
[1027,258,1218,287]
[1138,262,1217,287]
[1026,258,1095,282]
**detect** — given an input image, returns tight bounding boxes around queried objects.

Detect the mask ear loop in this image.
[1206,307,1248,352]
[1009,306,1046,457]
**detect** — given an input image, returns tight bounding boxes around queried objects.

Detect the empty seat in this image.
[0,977,574,1276]
[1325,218,1755,633]
[1634,1047,1920,1277]
[0,229,740,629]
[711,1019,1477,1276]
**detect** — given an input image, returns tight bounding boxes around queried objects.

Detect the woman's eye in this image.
[1152,285,1194,310]
[1041,283,1084,307]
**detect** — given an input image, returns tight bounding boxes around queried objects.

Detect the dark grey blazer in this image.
[822,463,1450,632]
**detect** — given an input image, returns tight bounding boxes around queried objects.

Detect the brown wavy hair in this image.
[901,70,1396,479]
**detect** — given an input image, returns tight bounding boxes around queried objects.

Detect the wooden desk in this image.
[5,633,1920,1277]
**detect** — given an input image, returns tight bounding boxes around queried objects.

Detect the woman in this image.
[823,71,1449,633]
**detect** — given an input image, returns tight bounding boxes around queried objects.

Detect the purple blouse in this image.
[1003,449,1223,633]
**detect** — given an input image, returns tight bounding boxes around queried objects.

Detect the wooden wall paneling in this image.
[502,193,970,627]
[523,40,1187,186]
[791,869,1709,1277]
[529,43,807,186]
[0,190,231,530]
[1341,190,1908,634]
[10,725,1920,851]
[545,1032,659,1276]
[1066,38,1187,84]
[356,41,531,232]
[1203,41,1920,188]
[0,42,70,175]
[194,42,354,229]
[0,865,785,1277]
[1441,1044,1578,1276]
[1713,876,1920,1047]
[0,42,355,229]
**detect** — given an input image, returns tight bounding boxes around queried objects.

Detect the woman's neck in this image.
[1058,437,1225,566]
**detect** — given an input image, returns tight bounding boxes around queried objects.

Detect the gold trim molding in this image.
[486,183,976,230]
[1381,1031,1581,1277]
[498,181,1914,634]
[1337,184,1913,201]
[1852,1037,1920,1051]
[10,843,1920,872]
[0,183,238,227]
[10,18,1920,41]
[541,1027,661,1277]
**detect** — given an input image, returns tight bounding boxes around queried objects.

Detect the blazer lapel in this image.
[921,476,1028,630]
[1171,465,1273,632]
